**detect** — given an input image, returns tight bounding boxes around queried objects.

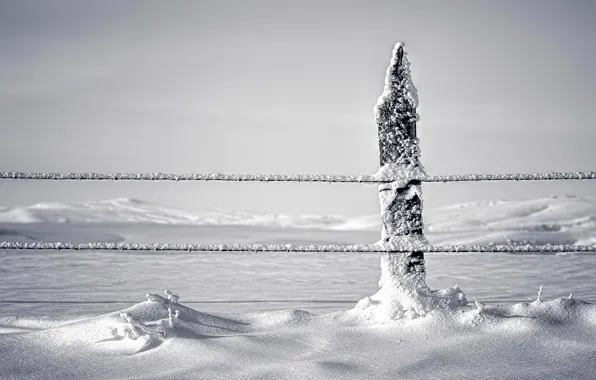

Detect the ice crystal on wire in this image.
[3,171,596,184]
[1,241,596,253]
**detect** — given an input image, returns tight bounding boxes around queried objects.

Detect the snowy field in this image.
[1,197,596,379]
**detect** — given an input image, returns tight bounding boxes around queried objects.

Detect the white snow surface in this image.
[1,292,596,379]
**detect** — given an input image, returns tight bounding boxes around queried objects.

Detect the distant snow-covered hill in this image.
[1,196,595,246]
[0,198,349,229]
[425,195,596,246]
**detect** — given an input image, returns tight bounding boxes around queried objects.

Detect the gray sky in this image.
[1,0,595,217]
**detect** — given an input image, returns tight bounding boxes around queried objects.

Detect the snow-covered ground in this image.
[1,196,596,379]
[2,295,596,380]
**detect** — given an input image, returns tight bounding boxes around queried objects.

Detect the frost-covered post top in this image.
[374,42,420,168]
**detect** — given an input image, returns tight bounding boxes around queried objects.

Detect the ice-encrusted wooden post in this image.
[357,45,467,320]
[373,42,428,308]
[355,42,465,321]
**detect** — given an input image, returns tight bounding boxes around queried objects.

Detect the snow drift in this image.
[1,288,596,380]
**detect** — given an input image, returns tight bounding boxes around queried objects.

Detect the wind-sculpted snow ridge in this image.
[2,241,596,253]
[3,171,596,182]
[117,291,181,340]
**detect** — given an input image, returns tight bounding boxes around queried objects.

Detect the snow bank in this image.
[1,288,596,379]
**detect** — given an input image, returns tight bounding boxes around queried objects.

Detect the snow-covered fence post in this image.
[374,43,426,293]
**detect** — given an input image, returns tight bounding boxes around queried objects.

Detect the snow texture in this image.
[3,289,596,379]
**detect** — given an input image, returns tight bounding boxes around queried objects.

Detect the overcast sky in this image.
[1,0,595,217]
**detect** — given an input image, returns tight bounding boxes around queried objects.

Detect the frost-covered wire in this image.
[0,242,407,252]
[1,241,596,253]
[0,172,381,183]
[2,171,596,183]
[423,172,596,183]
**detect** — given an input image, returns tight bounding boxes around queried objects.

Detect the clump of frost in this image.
[164,289,179,304]
[372,234,429,252]
[120,312,167,338]
[144,308,180,336]
[168,307,180,329]
[473,296,485,313]
[117,289,184,339]
[356,297,373,309]
[535,285,544,303]
[372,163,426,183]
[146,289,180,305]
[146,293,168,303]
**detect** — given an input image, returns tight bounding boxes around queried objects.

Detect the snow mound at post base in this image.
[348,282,467,322]
[2,290,596,379]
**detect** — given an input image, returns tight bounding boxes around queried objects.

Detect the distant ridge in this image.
[1,196,595,245]
[0,198,350,229]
